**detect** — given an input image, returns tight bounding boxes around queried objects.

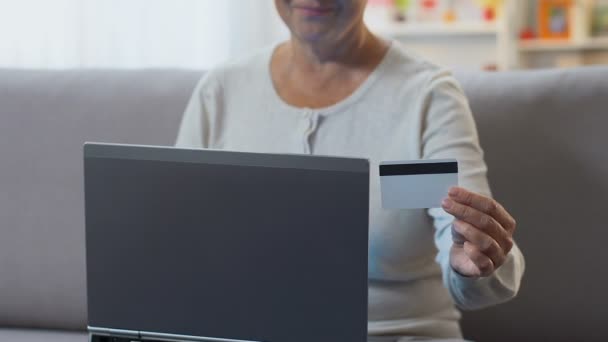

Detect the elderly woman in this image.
[176,1,524,341]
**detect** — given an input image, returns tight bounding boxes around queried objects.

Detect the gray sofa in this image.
[1,67,607,342]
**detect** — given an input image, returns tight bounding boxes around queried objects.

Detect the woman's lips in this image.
[293,6,336,16]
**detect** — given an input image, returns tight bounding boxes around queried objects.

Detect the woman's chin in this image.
[292,25,335,43]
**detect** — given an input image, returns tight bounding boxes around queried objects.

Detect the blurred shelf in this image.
[372,21,500,37]
[519,37,608,52]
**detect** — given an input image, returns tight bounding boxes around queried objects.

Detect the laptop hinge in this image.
[109,328,141,339]
[89,326,141,339]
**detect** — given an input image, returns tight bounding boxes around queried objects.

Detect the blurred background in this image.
[2,2,608,342]
[1,0,607,71]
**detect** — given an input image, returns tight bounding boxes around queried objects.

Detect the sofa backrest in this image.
[1,67,607,341]
[456,67,608,342]
[0,69,201,330]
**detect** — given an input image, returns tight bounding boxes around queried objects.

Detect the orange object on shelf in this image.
[443,9,457,23]
[421,0,437,9]
[519,27,537,40]
[474,0,501,22]
[483,6,495,21]
[538,0,573,40]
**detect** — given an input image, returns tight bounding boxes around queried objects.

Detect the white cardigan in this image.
[175,41,525,339]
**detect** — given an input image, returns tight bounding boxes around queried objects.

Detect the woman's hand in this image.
[441,186,517,278]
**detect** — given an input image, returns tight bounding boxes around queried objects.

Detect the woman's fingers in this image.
[443,187,518,276]
[448,187,517,234]
[442,197,513,254]
[463,241,495,277]
[452,219,507,269]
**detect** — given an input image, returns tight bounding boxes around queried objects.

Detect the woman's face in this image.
[275,0,368,43]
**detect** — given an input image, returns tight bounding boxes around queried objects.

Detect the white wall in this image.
[0,0,288,69]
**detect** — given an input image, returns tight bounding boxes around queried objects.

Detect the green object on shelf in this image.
[593,5,608,35]
[395,0,411,10]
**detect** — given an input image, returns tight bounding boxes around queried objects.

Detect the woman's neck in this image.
[270,22,390,109]
[286,24,386,72]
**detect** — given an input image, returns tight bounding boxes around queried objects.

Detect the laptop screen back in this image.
[84,144,369,342]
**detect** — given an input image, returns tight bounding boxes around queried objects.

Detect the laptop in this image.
[83,143,370,342]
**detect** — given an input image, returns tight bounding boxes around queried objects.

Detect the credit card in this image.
[380,159,458,209]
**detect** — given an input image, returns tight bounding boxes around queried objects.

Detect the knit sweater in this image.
[175,41,525,339]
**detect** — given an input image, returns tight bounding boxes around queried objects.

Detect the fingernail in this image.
[449,187,458,196]
[442,198,453,208]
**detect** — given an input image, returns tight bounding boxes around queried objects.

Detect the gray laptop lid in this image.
[84,143,369,342]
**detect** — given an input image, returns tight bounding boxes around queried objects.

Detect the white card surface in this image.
[380,159,459,209]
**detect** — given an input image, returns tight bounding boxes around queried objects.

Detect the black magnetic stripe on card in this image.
[380,162,458,176]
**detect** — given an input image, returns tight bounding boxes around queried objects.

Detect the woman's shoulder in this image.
[383,40,459,91]
[194,45,275,96]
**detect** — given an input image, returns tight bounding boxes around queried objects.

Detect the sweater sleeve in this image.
[175,73,216,148]
[421,71,525,310]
